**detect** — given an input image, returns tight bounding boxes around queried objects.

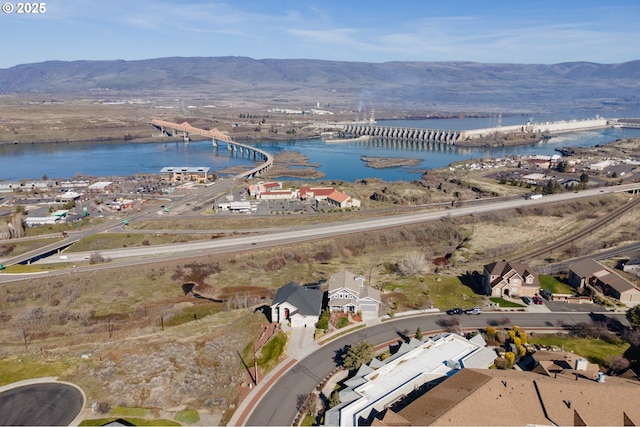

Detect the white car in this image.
[59,255,70,260]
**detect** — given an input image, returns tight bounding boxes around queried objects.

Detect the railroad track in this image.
[514,195,640,263]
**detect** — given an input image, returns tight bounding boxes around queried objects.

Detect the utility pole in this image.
[253,342,259,385]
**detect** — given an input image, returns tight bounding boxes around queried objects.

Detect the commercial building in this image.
[160,167,211,182]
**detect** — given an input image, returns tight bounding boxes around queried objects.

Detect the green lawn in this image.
[528,335,630,368]
[381,274,482,312]
[489,297,525,308]
[0,359,69,386]
[175,409,200,424]
[538,275,576,294]
[110,407,149,417]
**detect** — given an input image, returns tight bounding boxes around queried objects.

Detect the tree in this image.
[328,390,341,408]
[579,173,590,183]
[342,341,374,370]
[505,351,516,369]
[296,393,318,417]
[397,251,430,276]
[415,326,423,341]
[485,326,497,339]
[608,355,630,375]
[626,306,640,331]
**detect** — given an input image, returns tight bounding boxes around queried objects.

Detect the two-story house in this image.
[327,271,381,320]
[483,260,539,298]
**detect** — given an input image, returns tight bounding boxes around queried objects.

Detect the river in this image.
[1,116,639,182]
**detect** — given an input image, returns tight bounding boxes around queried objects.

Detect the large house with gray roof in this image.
[327,271,381,320]
[270,282,324,328]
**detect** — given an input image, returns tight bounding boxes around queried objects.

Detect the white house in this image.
[270,282,324,328]
[327,271,381,320]
[324,333,496,427]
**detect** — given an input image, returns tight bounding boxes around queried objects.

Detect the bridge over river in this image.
[150,119,273,178]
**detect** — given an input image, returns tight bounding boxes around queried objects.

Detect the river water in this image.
[1,115,639,182]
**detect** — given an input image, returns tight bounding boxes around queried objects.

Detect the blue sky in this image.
[1,0,638,69]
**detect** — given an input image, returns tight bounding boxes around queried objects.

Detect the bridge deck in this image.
[150,119,273,178]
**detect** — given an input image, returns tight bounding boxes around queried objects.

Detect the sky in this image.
[0,0,639,69]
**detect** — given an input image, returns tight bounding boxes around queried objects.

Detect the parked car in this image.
[521,296,533,305]
[446,308,463,315]
[532,296,544,305]
[465,307,482,315]
[540,288,553,300]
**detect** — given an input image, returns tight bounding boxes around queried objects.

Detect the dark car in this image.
[446,308,463,315]
[540,288,553,300]
[532,296,544,305]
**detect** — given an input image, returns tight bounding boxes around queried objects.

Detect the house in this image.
[326,190,360,208]
[374,366,640,426]
[568,258,640,306]
[482,260,539,297]
[325,333,495,427]
[326,271,381,320]
[270,282,324,328]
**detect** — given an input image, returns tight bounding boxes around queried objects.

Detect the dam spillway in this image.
[339,117,613,146]
[340,125,462,144]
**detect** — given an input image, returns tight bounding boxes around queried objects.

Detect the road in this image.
[25,183,640,264]
[0,382,84,426]
[0,183,637,283]
[246,311,627,426]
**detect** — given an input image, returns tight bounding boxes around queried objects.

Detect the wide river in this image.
[1,114,640,182]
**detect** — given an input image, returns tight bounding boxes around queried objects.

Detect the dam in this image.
[338,117,615,145]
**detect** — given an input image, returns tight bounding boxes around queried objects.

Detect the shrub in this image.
[336,316,349,329]
[175,409,200,424]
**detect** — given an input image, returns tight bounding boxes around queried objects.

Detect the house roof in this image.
[570,258,639,294]
[327,271,364,294]
[327,271,381,303]
[299,186,335,198]
[569,258,609,278]
[382,367,640,426]
[328,190,351,204]
[271,282,324,317]
[484,260,539,289]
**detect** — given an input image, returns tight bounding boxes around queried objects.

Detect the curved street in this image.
[245,311,627,426]
[0,381,84,426]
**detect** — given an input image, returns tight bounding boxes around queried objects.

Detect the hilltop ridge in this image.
[1,57,639,113]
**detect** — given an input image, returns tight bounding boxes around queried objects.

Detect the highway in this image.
[245,311,628,426]
[0,183,638,283]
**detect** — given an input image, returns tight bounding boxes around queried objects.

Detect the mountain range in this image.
[1,57,639,113]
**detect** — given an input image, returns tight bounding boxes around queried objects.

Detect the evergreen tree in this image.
[342,341,374,370]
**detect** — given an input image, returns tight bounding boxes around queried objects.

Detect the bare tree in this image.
[296,393,318,417]
[397,251,431,276]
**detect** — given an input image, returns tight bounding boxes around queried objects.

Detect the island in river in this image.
[361,156,423,169]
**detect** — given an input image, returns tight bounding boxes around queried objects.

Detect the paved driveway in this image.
[0,382,84,426]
